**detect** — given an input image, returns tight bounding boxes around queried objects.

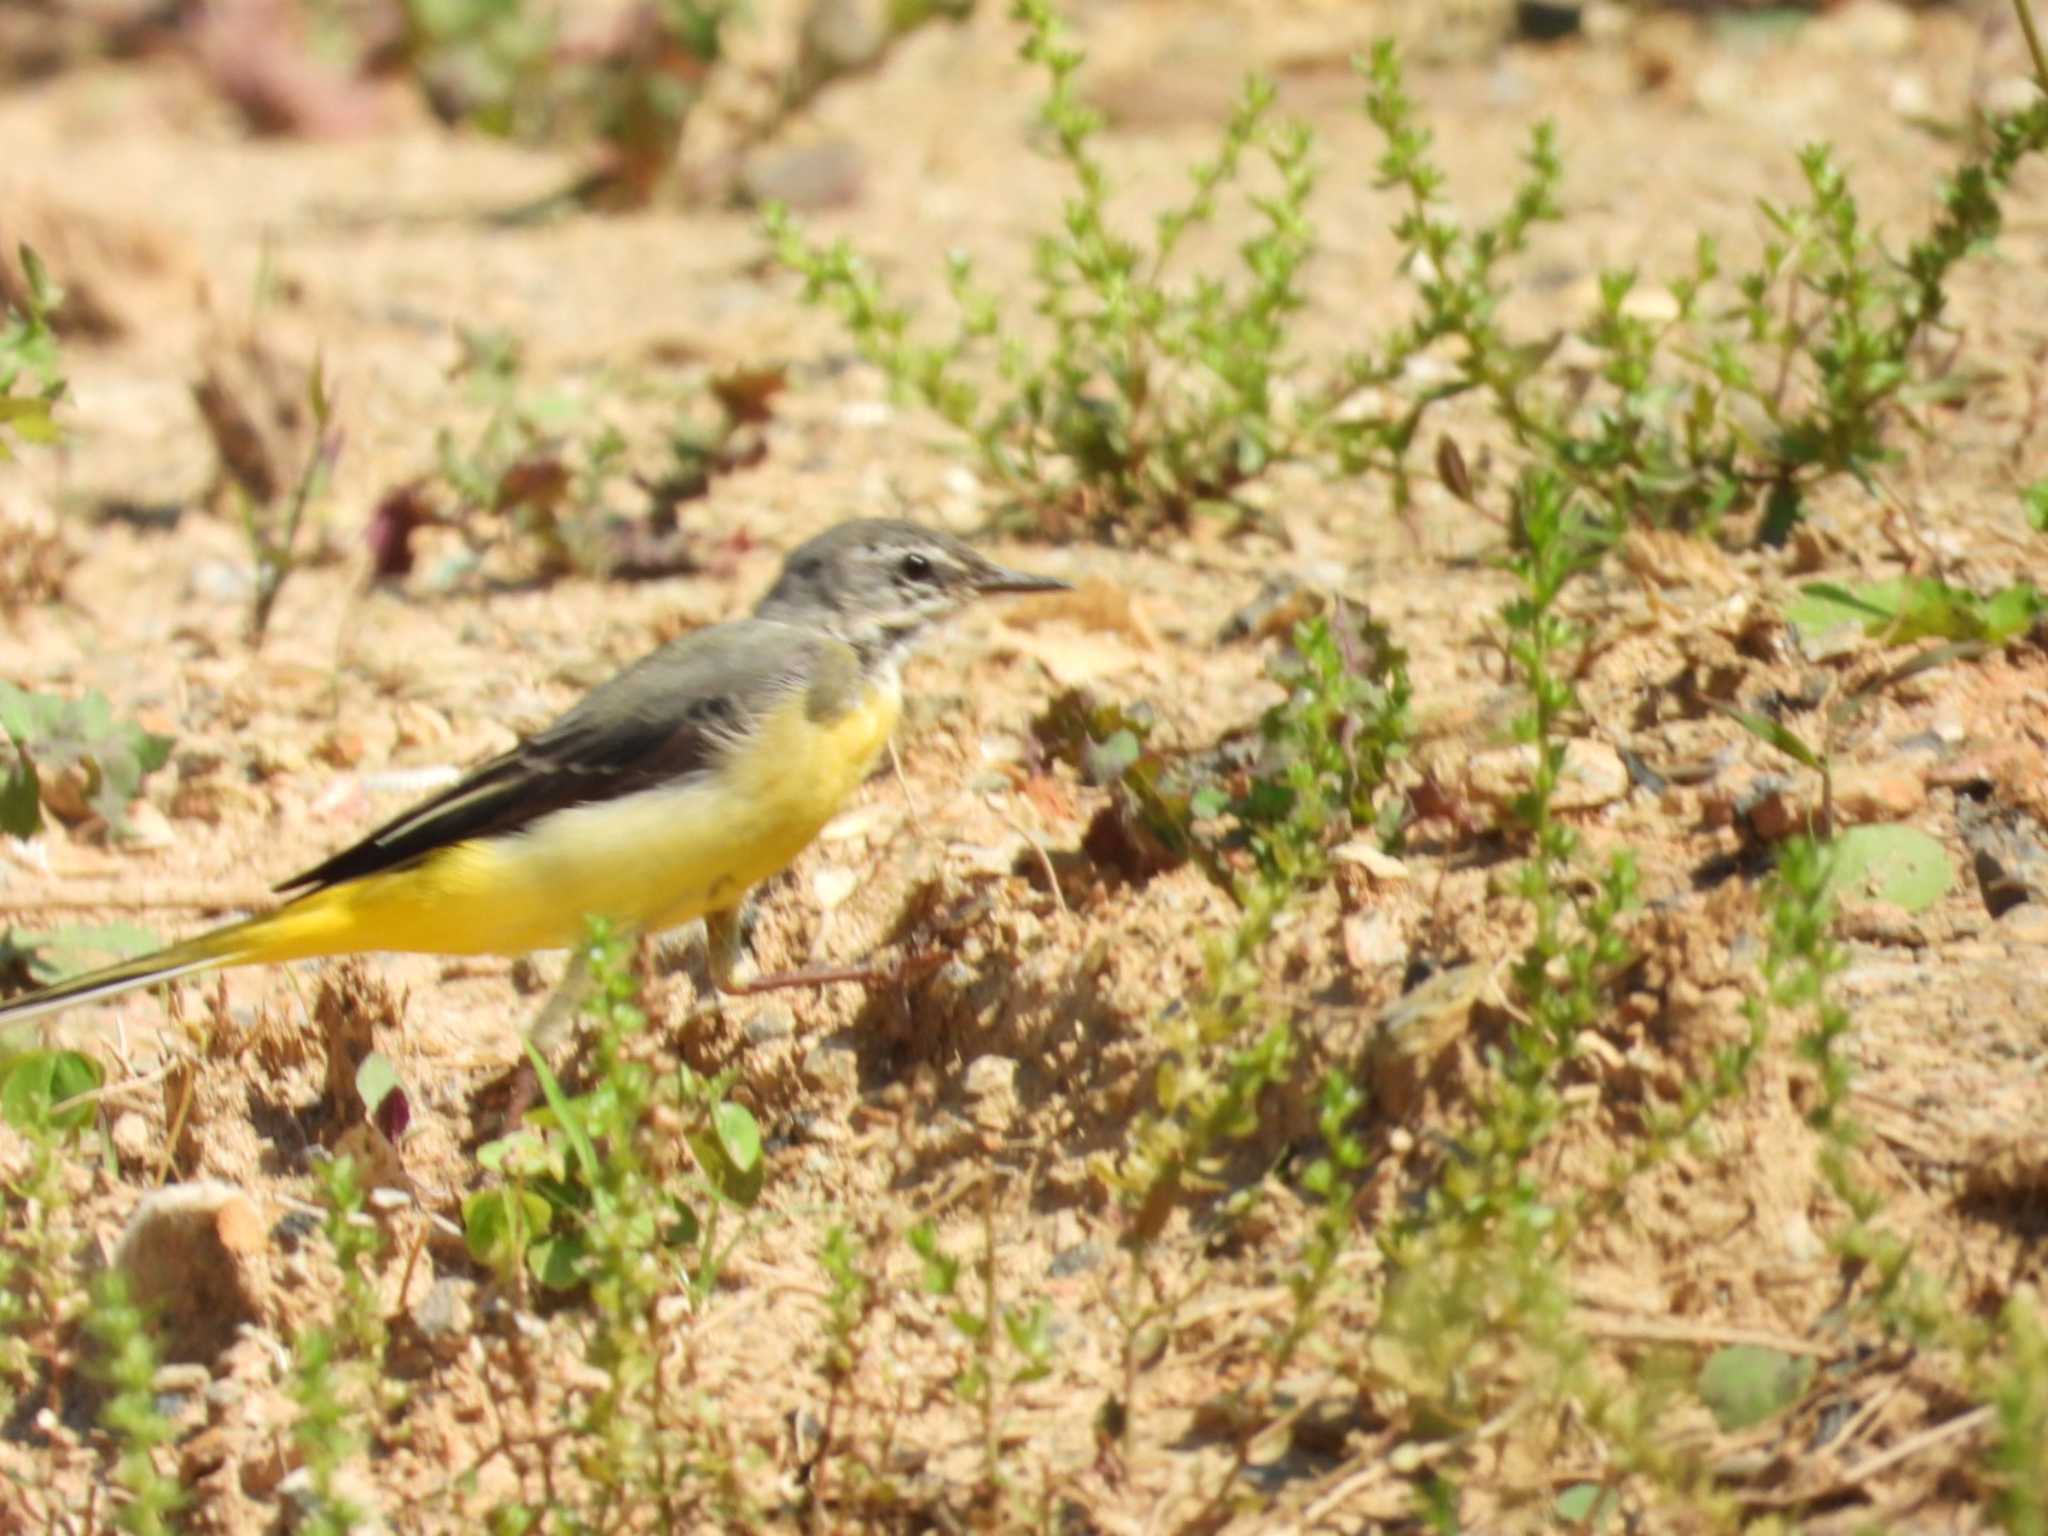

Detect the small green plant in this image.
[464,919,763,1525]
[1342,43,2048,542]
[0,682,173,842]
[430,326,629,579]
[287,1155,387,1536]
[1037,601,1412,894]
[807,1222,887,1518]
[381,327,729,587]
[1321,44,1563,515]
[907,1206,1053,1501]
[1368,472,1636,1436]
[0,1045,104,1416]
[1985,1293,2048,1535]
[0,245,63,459]
[243,358,343,646]
[87,1269,185,1536]
[1228,606,1412,882]
[465,928,763,1300]
[770,0,1320,537]
[1786,574,2048,648]
[1033,598,1413,1453]
[386,0,744,207]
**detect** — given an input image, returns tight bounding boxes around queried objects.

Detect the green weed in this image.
[1367,472,1637,1443]
[0,682,173,843]
[1787,574,2048,649]
[0,1047,103,1419]
[464,919,762,1524]
[1038,600,1412,895]
[770,0,1319,538]
[243,357,343,646]
[381,328,740,586]
[908,1196,1053,1501]
[1072,602,1412,1450]
[770,23,2048,547]
[0,245,63,459]
[1349,42,2048,542]
[288,1155,388,1536]
[86,1269,185,1536]
[387,0,740,205]
[428,326,630,580]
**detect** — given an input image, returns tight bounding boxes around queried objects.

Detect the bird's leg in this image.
[704,905,939,996]
[493,943,601,1131]
[524,941,595,1057]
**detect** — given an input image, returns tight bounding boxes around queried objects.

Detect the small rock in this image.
[961,1055,1020,1131]
[1620,286,1680,324]
[1742,784,1803,843]
[739,140,864,211]
[1831,764,1926,824]
[113,1182,271,1366]
[1887,72,1932,121]
[802,1037,861,1098]
[180,1424,234,1483]
[1781,1209,1825,1264]
[187,558,255,603]
[152,1362,212,1398]
[810,866,858,911]
[280,1464,390,1535]
[1342,911,1406,972]
[1331,840,1408,881]
[1809,0,1914,57]
[411,1278,475,1348]
[1995,902,2048,946]
[745,1007,796,1045]
[1466,739,1630,811]
[122,800,177,850]
[1982,74,2040,118]
[110,1111,154,1169]
[1048,1242,1104,1279]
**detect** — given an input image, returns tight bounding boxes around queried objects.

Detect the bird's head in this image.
[754,519,1069,667]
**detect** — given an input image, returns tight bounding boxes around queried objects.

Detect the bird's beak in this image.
[972,560,1071,596]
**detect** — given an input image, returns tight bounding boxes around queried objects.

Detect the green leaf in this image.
[17,244,61,314]
[526,1232,587,1290]
[522,1038,599,1184]
[1976,582,2048,645]
[0,1048,104,1135]
[1715,703,1823,773]
[1826,825,1953,913]
[907,1219,959,1295]
[12,921,160,984]
[1787,578,2047,649]
[687,1100,765,1209]
[1696,1344,1813,1432]
[1554,1483,1616,1527]
[0,756,39,837]
[355,1051,402,1117]
[462,1186,551,1272]
[1785,579,1904,644]
[0,682,173,835]
[2024,479,2048,534]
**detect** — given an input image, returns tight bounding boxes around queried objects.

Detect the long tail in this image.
[0,912,285,1031]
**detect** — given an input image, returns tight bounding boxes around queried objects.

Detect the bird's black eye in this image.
[899,551,935,582]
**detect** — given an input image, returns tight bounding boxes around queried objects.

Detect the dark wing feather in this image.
[276,622,824,895]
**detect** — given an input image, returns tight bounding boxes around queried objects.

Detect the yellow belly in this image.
[246,678,902,961]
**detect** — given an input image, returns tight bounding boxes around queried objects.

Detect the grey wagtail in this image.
[0,518,1068,1027]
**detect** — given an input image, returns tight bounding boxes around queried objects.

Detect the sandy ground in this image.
[1,1,2046,1529]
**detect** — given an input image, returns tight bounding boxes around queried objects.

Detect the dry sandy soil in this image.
[1,0,2047,1530]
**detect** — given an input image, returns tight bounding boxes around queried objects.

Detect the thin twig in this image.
[2014,0,2048,95]
[1572,1310,1846,1360]
[1741,1405,1995,1509]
